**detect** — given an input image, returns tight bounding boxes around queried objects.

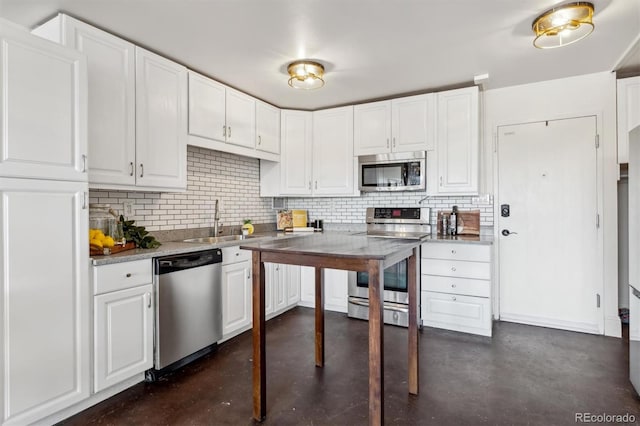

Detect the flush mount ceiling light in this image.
[532,2,594,49]
[287,60,325,89]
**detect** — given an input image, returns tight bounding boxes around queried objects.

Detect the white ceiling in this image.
[1,0,639,110]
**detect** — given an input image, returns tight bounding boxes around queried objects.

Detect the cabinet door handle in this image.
[386,138,390,148]
[393,137,396,148]
[129,162,134,176]
[247,271,251,280]
[258,135,262,145]
[308,181,312,190]
[82,192,88,209]
[81,154,87,173]
[140,164,144,178]
[126,273,132,278]
[228,126,231,138]
[223,125,226,138]
[315,181,318,190]
[439,176,443,187]
[146,292,152,309]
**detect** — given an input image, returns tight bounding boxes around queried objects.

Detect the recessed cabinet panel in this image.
[280,110,313,195]
[64,16,136,186]
[225,88,256,149]
[1,178,89,424]
[256,100,280,155]
[94,284,153,392]
[354,101,392,155]
[0,23,86,181]
[221,260,252,337]
[135,47,187,190]
[391,94,434,152]
[617,76,640,163]
[312,106,355,195]
[188,71,226,141]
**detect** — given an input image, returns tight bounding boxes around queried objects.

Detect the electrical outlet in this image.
[123,200,134,217]
[472,194,490,205]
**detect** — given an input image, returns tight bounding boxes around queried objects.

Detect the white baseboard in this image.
[500,312,601,335]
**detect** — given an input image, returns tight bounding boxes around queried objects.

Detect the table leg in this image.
[368,259,384,426]
[315,267,325,367]
[408,248,419,395]
[252,252,266,421]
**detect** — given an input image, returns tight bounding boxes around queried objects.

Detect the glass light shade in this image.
[532,2,594,49]
[287,60,325,89]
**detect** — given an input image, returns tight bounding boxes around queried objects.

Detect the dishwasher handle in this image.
[155,250,223,275]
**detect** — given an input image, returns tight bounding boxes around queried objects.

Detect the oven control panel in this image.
[366,207,430,224]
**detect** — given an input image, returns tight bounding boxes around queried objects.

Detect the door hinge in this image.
[596,293,601,308]
[596,213,600,228]
[595,134,600,149]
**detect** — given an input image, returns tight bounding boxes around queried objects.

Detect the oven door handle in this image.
[348,297,409,313]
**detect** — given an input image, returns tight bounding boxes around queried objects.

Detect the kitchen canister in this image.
[89,204,119,239]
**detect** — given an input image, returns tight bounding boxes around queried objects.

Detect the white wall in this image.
[483,71,620,337]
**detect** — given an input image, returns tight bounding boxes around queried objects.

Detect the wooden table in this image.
[240,234,420,426]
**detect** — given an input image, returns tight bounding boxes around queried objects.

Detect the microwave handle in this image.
[402,163,408,186]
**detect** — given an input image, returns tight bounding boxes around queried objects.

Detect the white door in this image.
[497,116,602,334]
[221,260,252,336]
[135,47,187,190]
[280,110,312,195]
[225,88,255,148]
[435,87,479,195]
[256,101,280,155]
[312,106,355,195]
[94,284,153,392]
[354,101,391,155]
[391,94,434,152]
[188,71,226,142]
[0,177,90,425]
[0,21,87,182]
[64,16,136,186]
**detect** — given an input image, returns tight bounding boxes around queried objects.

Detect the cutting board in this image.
[437,210,481,235]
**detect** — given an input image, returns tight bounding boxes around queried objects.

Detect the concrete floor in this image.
[62,307,640,425]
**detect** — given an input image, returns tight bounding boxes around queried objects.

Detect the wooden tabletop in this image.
[240,233,422,260]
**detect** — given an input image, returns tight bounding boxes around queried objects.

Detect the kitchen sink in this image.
[182,235,259,244]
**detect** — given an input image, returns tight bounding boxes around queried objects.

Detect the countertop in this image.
[90,230,493,266]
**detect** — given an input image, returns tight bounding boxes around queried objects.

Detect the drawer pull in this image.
[147,292,151,308]
[451,284,456,288]
[236,252,240,256]
[452,296,457,301]
[451,249,456,254]
[126,273,132,278]
[451,267,456,272]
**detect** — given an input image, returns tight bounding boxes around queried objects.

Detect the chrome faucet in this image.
[213,199,221,235]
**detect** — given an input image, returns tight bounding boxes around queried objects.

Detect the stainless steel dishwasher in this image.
[148,249,223,380]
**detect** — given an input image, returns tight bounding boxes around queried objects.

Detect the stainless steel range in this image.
[348,207,431,327]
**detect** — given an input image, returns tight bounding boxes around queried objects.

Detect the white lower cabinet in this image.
[421,242,492,336]
[221,247,252,341]
[92,260,154,393]
[299,267,348,313]
[94,284,153,392]
[266,263,301,319]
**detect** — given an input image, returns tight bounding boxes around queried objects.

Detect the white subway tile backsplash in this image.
[90,146,494,232]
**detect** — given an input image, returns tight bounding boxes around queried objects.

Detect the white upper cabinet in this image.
[617,76,640,164]
[187,71,256,149]
[33,14,187,191]
[428,86,479,195]
[312,106,356,195]
[188,71,226,141]
[280,110,313,195]
[135,47,187,190]
[354,94,434,156]
[1,19,87,181]
[256,100,281,155]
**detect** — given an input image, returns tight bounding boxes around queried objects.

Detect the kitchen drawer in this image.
[222,245,251,264]
[421,258,490,280]
[93,259,153,295]
[421,242,490,262]
[422,274,490,298]
[421,291,492,336]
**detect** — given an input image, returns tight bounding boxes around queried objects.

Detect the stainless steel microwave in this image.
[358,151,426,192]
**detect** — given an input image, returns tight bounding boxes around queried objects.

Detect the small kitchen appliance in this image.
[347,207,430,327]
[358,151,426,192]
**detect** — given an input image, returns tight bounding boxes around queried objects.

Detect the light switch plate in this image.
[123,200,134,217]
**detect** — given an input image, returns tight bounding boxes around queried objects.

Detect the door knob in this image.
[501,229,518,236]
